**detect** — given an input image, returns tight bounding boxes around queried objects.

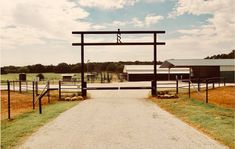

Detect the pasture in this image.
[150,86,235,148]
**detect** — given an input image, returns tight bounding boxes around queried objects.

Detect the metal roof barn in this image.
[123,65,190,81]
[160,59,235,68]
[160,59,235,83]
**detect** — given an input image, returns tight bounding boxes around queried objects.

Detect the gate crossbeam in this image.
[72,31,165,34]
[72,42,165,46]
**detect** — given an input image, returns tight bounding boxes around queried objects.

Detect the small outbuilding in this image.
[123,65,190,81]
[61,74,75,81]
[160,59,235,83]
[19,73,26,81]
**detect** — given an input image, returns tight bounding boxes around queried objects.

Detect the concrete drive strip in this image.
[18,90,227,149]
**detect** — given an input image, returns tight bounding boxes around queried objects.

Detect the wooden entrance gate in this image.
[72,29,165,97]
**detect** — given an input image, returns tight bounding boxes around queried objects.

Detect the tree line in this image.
[205,50,235,59]
[1,61,162,74]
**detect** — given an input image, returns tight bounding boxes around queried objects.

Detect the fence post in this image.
[7,80,11,119]
[32,81,35,109]
[151,80,157,97]
[82,82,87,97]
[188,80,190,98]
[206,79,208,103]
[59,80,61,100]
[36,81,39,96]
[47,81,50,103]
[19,80,22,93]
[198,78,200,91]
[176,78,178,94]
[212,81,215,89]
[39,97,42,114]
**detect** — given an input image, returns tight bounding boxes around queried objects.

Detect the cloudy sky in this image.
[1,0,234,66]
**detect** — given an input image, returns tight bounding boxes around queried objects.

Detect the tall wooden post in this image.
[32,81,35,109]
[83,82,87,97]
[176,78,178,94]
[36,81,39,96]
[206,80,208,103]
[81,33,85,97]
[152,33,157,97]
[59,80,61,100]
[188,80,191,98]
[7,80,11,119]
[198,78,200,91]
[19,80,22,93]
[39,97,42,114]
[47,81,50,103]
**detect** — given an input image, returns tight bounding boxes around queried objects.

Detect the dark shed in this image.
[19,73,26,81]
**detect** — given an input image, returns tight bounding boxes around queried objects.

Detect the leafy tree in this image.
[56,62,70,73]
[106,63,116,72]
[205,50,235,59]
[36,73,45,81]
[71,64,81,73]
[18,66,29,73]
[1,68,7,74]
[31,64,46,73]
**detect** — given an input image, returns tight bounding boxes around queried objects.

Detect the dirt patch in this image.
[1,91,58,119]
[191,86,235,108]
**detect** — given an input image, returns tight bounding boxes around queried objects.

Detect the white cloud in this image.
[170,0,235,38]
[144,0,165,3]
[78,0,138,10]
[92,25,106,30]
[0,0,91,49]
[145,14,163,26]
[167,0,235,56]
[131,14,164,27]
[112,21,127,27]
[131,17,144,27]
[92,14,164,29]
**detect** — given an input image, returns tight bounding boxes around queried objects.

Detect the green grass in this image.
[150,97,234,149]
[1,101,79,149]
[1,73,81,82]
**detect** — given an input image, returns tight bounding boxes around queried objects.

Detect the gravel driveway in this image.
[17,84,227,149]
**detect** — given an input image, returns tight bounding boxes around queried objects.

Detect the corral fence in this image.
[2,77,225,119]
[177,77,226,103]
[58,80,81,100]
[2,80,81,119]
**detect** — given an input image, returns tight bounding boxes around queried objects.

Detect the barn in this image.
[160,59,235,83]
[61,74,75,81]
[123,65,190,81]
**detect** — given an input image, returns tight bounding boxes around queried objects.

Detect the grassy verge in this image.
[1,101,79,149]
[150,96,234,149]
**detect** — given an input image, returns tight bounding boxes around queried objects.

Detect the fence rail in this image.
[3,77,226,119]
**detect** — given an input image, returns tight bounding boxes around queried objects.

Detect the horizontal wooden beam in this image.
[72,31,165,34]
[72,42,166,46]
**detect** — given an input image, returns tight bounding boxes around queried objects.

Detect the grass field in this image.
[150,90,235,148]
[0,72,120,83]
[1,90,59,120]
[190,86,235,108]
[1,73,80,82]
[1,101,79,149]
